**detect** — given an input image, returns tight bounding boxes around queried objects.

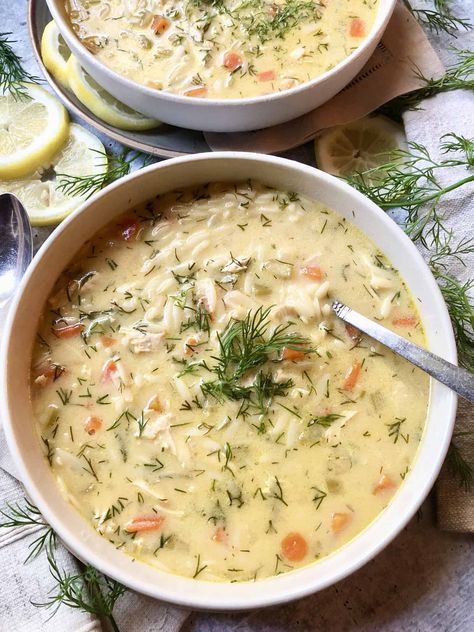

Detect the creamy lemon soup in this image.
[66,0,379,99]
[31,181,429,582]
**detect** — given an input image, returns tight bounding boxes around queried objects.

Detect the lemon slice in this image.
[0,123,107,226]
[66,55,161,131]
[41,20,71,88]
[0,83,69,179]
[314,115,406,178]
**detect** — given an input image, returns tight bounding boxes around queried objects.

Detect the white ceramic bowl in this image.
[2,153,457,611]
[45,0,397,132]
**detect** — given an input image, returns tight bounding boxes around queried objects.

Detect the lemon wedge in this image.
[314,115,406,178]
[66,55,161,131]
[0,123,107,226]
[41,20,71,88]
[0,83,69,179]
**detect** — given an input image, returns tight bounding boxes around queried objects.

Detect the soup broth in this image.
[66,0,380,99]
[31,181,429,582]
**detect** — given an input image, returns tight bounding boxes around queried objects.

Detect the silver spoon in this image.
[0,194,33,323]
[332,299,474,403]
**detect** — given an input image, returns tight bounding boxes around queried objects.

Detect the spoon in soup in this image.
[0,194,33,326]
[332,299,474,403]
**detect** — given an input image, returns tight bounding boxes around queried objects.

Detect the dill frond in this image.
[447,440,473,491]
[33,551,125,630]
[201,307,311,418]
[404,0,471,36]
[307,413,343,428]
[347,134,474,219]
[0,33,41,99]
[56,150,155,200]
[213,305,311,380]
[380,49,474,121]
[0,498,56,562]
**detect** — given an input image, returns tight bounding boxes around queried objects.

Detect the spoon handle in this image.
[332,300,474,403]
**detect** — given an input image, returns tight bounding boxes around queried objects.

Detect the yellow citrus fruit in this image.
[314,115,406,178]
[66,55,161,131]
[0,83,69,179]
[0,123,107,225]
[41,20,71,88]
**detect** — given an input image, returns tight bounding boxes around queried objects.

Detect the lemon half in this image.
[41,20,71,88]
[0,83,69,179]
[66,55,161,131]
[314,115,406,178]
[0,123,107,226]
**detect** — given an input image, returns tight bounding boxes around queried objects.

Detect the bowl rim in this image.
[1,152,457,611]
[45,0,397,108]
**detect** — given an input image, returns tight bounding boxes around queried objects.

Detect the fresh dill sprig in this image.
[182,303,211,335]
[253,371,294,415]
[1,497,125,627]
[201,306,310,416]
[447,435,473,492]
[242,1,319,43]
[0,498,56,562]
[0,32,41,99]
[56,150,155,200]
[380,49,474,121]
[33,551,125,632]
[307,413,343,428]
[347,134,474,233]
[386,418,408,444]
[212,306,311,380]
[434,274,474,370]
[187,0,319,44]
[403,0,471,36]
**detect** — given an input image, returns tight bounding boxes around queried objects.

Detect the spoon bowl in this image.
[0,194,33,312]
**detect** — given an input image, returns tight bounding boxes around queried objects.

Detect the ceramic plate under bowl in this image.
[29,0,211,158]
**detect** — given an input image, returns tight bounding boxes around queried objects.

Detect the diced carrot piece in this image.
[300,264,324,280]
[223,51,243,71]
[373,474,397,495]
[212,526,227,543]
[331,512,351,534]
[282,347,306,361]
[342,361,362,390]
[119,219,138,241]
[184,86,208,97]
[146,395,162,412]
[34,361,66,386]
[184,336,199,355]
[151,15,170,34]
[126,514,165,533]
[345,323,361,341]
[84,415,102,435]
[100,336,116,348]
[52,323,84,339]
[147,80,163,90]
[350,18,366,37]
[392,314,417,327]
[281,532,308,562]
[101,359,119,382]
[257,70,276,82]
